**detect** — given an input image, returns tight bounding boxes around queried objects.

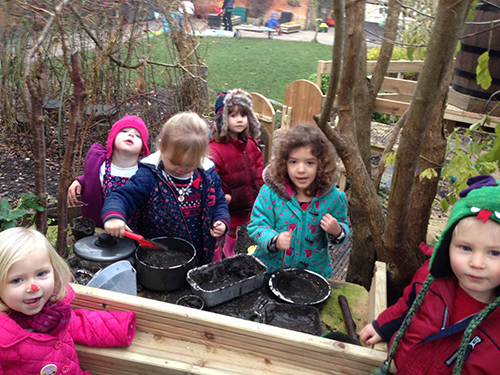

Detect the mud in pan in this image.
[187,254,267,307]
[261,303,321,335]
[269,268,331,305]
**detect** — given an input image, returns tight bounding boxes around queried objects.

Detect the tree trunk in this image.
[56,53,87,257]
[343,0,401,288]
[27,62,49,234]
[406,64,453,262]
[383,0,472,284]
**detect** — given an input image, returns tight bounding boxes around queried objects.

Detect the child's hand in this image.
[320,213,342,237]
[276,227,294,251]
[225,194,232,204]
[67,180,82,206]
[104,218,130,238]
[210,220,226,237]
[359,323,383,346]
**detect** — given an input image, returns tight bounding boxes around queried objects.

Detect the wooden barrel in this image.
[452,1,500,101]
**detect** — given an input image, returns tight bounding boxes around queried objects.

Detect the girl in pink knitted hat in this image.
[67,115,150,228]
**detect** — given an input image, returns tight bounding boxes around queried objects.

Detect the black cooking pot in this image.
[135,237,196,292]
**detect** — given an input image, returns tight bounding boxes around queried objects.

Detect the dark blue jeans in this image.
[223,9,233,31]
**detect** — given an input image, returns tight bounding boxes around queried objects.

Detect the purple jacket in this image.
[0,285,136,375]
[77,143,107,228]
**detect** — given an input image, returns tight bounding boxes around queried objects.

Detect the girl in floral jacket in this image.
[247,124,349,278]
[0,227,136,375]
[102,112,230,266]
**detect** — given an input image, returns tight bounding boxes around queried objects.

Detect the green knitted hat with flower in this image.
[429,175,500,278]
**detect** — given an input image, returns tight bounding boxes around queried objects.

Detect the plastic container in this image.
[87,260,137,296]
[233,6,246,23]
[187,254,267,308]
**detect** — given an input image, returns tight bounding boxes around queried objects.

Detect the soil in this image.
[262,303,321,335]
[176,295,204,309]
[270,269,330,305]
[139,248,193,268]
[188,254,267,291]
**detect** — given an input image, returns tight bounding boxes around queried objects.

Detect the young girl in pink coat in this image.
[209,89,264,260]
[0,228,136,375]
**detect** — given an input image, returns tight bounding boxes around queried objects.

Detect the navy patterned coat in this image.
[102,151,230,266]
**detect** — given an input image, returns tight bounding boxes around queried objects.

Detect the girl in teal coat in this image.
[248,124,349,278]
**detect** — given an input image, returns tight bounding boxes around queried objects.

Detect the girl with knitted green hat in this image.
[360,175,500,374]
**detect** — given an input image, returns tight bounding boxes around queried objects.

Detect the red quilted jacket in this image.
[0,285,136,375]
[209,136,263,221]
[374,260,500,374]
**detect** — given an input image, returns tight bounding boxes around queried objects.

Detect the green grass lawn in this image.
[201,37,333,103]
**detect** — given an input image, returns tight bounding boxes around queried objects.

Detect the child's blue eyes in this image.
[10,278,22,285]
[461,246,472,251]
[490,251,500,257]
[38,271,47,277]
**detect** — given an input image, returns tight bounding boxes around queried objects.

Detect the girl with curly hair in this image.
[247,124,349,278]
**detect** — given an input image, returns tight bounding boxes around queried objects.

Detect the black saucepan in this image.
[135,237,196,292]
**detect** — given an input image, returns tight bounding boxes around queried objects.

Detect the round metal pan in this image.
[269,268,331,305]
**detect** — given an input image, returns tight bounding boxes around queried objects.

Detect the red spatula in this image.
[124,231,164,251]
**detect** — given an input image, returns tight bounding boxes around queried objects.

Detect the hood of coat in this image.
[429,175,500,278]
[215,89,261,140]
[262,165,334,201]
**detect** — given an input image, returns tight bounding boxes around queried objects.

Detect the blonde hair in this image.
[158,112,208,168]
[0,227,71,312]
[454,216,500,239]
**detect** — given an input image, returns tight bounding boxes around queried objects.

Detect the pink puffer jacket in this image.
[0,285,136,375]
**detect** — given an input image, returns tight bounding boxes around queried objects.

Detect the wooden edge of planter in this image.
[368,261,388,352]
[72,284,387,375]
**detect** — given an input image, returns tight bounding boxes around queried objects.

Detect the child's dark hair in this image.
[271,124,337,197]
[212,104,251,143]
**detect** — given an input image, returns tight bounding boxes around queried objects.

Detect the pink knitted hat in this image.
[106,115,150,159]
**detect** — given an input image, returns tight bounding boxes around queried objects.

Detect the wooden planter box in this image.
[72,262,388,374]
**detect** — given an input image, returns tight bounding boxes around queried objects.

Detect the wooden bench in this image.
[315,60,500,129]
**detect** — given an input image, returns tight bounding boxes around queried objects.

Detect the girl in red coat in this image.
[0,227,136,375]
[209,89,264,260]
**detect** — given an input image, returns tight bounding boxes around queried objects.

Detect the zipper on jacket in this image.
[444,335,482,367]
[441,306,448,330]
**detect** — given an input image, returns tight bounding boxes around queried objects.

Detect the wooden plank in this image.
[368,261,387,353]
[251,92,275,165]
[72,284,387,374]
[448,87,500,117]
[284,80,323,128]
[367,60,424,74]
[380,77,417,96]
[316,60,424,77]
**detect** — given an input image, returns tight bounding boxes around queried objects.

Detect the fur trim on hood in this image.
[214,89,261,140]
[262,164,335,201]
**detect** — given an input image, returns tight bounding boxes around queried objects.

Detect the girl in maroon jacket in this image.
[209,89,264,260]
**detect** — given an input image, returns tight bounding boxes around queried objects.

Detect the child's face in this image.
[0,248,55,315]
[449,218,500,304]
[227,105,249,139]
[113,127,143,157]
[162,150,197,178]
[286,146,318,195]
